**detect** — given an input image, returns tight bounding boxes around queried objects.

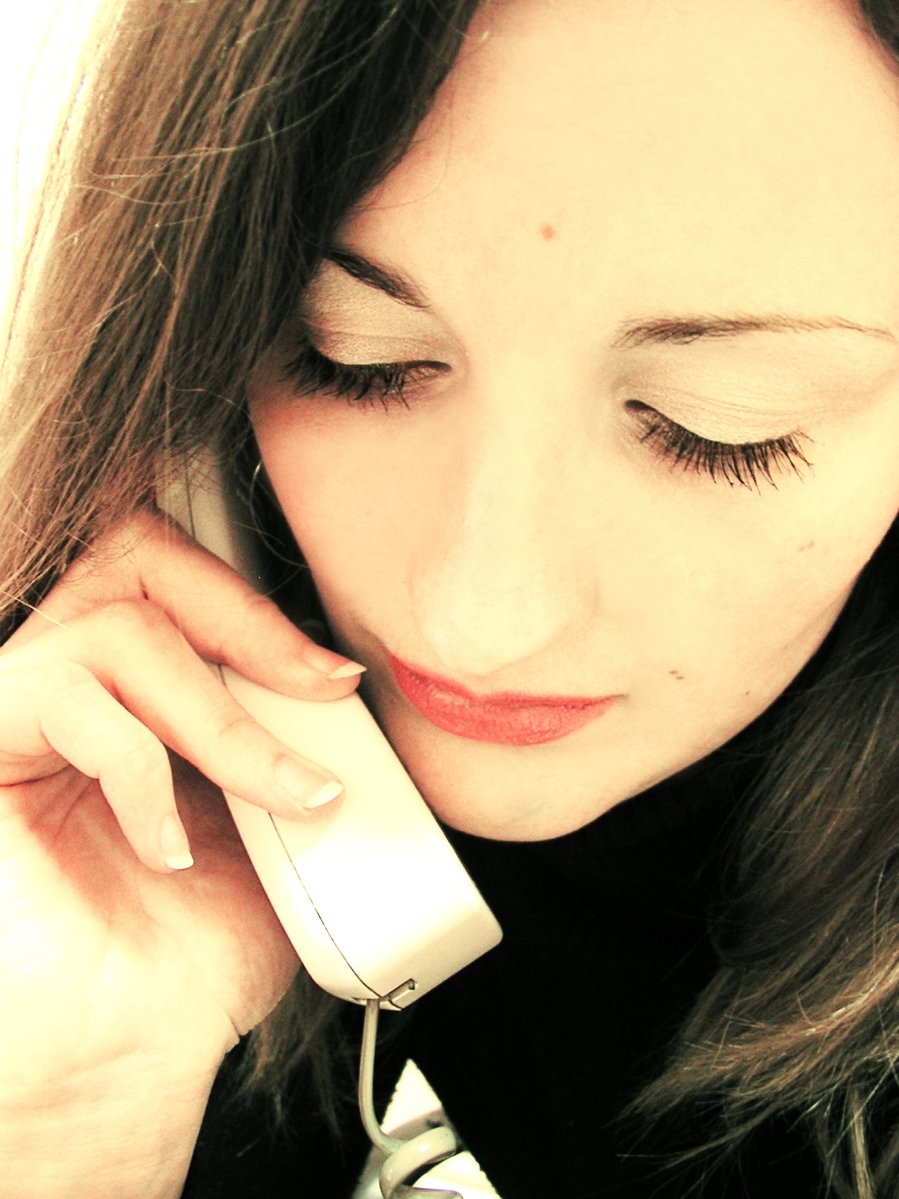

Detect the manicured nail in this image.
[326,661,367,680]
[159,812,194,871]
[275,756,344,810]
[303,779,345,809]
[302,645,367,680]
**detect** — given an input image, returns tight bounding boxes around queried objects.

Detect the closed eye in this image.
[627,401,811,489]
[283,340,448,408]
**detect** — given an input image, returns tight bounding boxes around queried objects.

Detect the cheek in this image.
[250,393,414,609]
[616,459,898,703]
[250,378,899,686]
[774,438,899,623]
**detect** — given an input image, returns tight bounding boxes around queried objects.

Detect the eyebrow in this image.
[323,248,430,310]
[322,249,896,348]
[612,314,895,348]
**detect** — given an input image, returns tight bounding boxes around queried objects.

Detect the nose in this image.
[408,401,599,681]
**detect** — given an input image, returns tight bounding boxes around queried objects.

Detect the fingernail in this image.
[159,812,194,871]
[302,644,367,680]
[275,756,343,810]
[303,779,345,809]
[326,661,367,680]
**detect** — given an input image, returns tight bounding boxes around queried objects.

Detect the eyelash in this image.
[284,340,432,408]
[283,344,811,490]
[628,401,810,489]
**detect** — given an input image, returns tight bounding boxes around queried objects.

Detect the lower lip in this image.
[388,655,620,747]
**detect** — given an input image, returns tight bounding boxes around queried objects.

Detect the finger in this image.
[38,663,193,873]
[0,660,188,874]
[5,511,366,700]
[130,512,366,695]
[0,602,345,819]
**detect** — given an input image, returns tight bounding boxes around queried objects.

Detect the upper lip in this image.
[387,654,617,711]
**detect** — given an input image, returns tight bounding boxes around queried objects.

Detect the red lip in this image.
[388,654,620,747]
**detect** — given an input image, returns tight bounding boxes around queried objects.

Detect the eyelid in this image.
[309,331,445,364]
[302,264,444,336]
[614,376,811,443]
[616,346,898,423]
[299,315,456,369]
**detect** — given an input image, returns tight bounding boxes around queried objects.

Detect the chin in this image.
[422,779,629,841]
[384,733,629,842]
[364,679,679,841]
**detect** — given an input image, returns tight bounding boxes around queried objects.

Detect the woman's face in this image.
[249,0,899,839]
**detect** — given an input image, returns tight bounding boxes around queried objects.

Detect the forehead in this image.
[343,0,899,332]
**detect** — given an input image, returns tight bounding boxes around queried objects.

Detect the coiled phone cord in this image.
[358,999,463,1199]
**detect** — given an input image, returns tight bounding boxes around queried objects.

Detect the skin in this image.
[250,0,899,840]
[1,2,898,1191]
[0,518,354,1194]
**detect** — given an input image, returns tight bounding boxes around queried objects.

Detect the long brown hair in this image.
[0,0,481,635]
[2,1,897,1194]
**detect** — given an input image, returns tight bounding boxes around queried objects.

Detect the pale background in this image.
[1,2,99,306]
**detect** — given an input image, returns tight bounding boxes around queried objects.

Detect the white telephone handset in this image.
[164,454,501,1011]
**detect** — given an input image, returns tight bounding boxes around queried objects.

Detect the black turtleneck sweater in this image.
[184,744,831,1198]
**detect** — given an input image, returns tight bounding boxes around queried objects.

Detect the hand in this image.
[0,511,362,1191]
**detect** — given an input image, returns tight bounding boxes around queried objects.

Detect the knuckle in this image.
[64,509,172,585]
[32,658,95,698]
[107,729,167,780]
[65,514,147,577]
[232,589,282,640]
[96,597,174,642]
[103,507,167,550]
[0,659,95,729]
[113,507,190,560]
[240,589,280,621]
[122,506,167,538]
[213,706,260,751]
[205,588,279,660]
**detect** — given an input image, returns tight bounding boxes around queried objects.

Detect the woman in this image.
[0,0,897,1195]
